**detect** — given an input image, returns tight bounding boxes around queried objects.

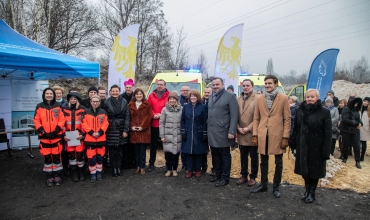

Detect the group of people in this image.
[33,75,368,204]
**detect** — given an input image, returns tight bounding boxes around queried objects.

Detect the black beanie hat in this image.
[88,86,98,94]
[363,97,370,103]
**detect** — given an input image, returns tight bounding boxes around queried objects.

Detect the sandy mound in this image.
[149,144,370,193]
[331,80,370,100]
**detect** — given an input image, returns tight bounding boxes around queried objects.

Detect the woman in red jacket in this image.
[82,95,109,183]
[34,88,65,187]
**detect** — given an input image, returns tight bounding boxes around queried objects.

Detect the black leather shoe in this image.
[147,164,154,172]
[273,189,281,198]
[305,189,315,203]
[117,169,123,176]
[356,162,362,169]
[215,179,229,187]
[342,159,347,163]
[210,176,221,182]
[251,185,268,193]
[301,185,309,200]
[112,168,118,177]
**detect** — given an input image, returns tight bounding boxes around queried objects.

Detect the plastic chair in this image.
[0,118,11,157]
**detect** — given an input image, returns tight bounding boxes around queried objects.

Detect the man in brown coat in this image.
[236,79,258,186]
[251,75,291,198]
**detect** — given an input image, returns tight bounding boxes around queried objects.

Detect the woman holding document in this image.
[62,92,86,182]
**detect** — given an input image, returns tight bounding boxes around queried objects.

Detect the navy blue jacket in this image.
[181,103,208,154]
[179,95,188,106]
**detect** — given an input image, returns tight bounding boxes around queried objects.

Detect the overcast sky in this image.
[161,0,370,76]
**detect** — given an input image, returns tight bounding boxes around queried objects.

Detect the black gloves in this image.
[37,127,45,134]
[182,134,187,142]
[202,135,207,143]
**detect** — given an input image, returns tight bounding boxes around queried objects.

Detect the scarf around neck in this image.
[108,96,124,114]
[265,89,278,110]
[166,102,181,112]
[155,89,167,98]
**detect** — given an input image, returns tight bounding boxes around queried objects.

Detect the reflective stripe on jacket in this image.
[82,107,109,146]
[34,101,65,144]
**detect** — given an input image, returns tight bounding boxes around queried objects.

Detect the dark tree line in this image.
[0,0,208,82]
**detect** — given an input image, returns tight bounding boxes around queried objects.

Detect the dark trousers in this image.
[108,145,123,169]
[165,152,180,170]
[149,127,162,165]
[341,131,360,161]
[61,141,69,172]
[201,145,209,171]
[331,139,337,156]
[134,143,147,169]
[360,141,367,161]
[211,146,231,181]
[122,142,136,169]
[181,152,188,169]
[187,154,202,172]
[239,145,259,179]
[260,153,283,188]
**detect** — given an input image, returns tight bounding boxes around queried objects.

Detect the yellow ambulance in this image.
[147,70,205,96]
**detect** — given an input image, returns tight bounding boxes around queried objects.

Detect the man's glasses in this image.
[91,101,100,103]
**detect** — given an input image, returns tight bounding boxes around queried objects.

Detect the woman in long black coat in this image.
[104,84,130,177]
[338,97,363,168]
[289,89,332,203]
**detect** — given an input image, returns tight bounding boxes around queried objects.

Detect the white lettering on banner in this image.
[11,80,49,111]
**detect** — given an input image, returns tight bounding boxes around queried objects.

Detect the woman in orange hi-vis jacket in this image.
[34,88,66,187]
[62,92,86,182]
[82,95,109,183]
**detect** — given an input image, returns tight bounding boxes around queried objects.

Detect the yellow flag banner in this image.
[214,23,244,94]
[108,24,140,91]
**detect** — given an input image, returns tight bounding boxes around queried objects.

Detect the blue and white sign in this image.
[307,49,340,100]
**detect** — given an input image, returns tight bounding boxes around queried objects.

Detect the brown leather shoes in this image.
[236,177,248,185]
[248,179,256,186]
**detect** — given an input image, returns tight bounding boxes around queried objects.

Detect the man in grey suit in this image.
[207,77,239,187]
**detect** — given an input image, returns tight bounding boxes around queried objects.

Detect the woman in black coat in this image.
[105,84,130,177]
[289,89,332,203]
[338,97,363,168]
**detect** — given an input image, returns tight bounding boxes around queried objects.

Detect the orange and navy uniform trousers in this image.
[62,105,86,169]
[82,107,109,174]
[34,102,65,176]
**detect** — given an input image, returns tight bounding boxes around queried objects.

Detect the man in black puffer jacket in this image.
[338,97,363,169]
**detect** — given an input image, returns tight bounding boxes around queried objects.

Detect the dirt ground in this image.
[1,149,369,220]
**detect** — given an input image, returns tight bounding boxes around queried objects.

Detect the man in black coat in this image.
[81,86,98,109]
[201,87,212,174]
[321,90,339,107]
[119,79,136,169]
[178,85,190,172]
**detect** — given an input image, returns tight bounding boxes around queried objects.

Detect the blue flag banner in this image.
[307,48,340,100]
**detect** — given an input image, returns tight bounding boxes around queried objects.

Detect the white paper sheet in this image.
[65,131,80,147]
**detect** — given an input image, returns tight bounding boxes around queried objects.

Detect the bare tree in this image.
[100,0,171,78]
[1,0,101,56]
[266,58,274,75]
[335,56,370,83]
[194,50,209,79]
[172,26,189,70]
